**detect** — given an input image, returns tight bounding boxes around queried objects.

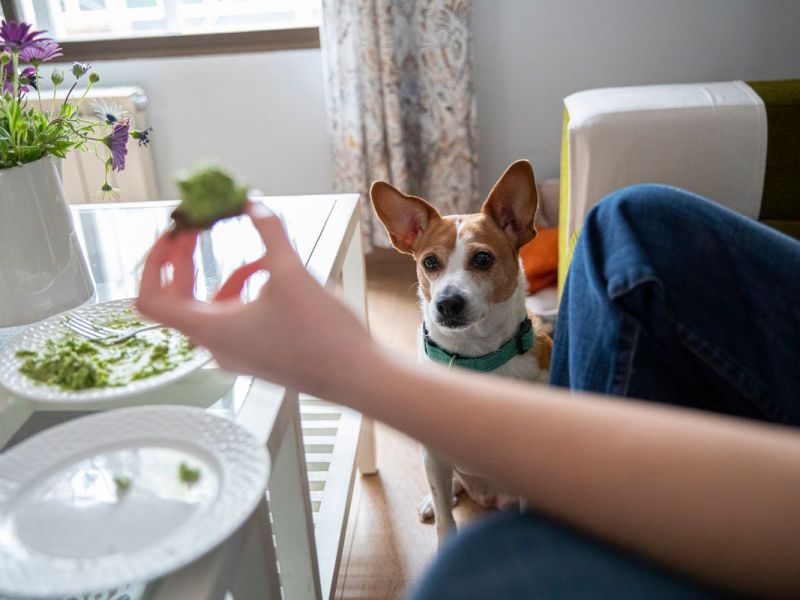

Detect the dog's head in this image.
[370,160,538,331]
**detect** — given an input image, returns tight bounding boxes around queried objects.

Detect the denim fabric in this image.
[409,185,800,599]
[551,184,800,423]
[408,510,724,600]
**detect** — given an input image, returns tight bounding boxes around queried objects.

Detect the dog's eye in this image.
[422,255,439,271]
[472,252,494,270]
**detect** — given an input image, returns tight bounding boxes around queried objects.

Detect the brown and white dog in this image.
[370,160,552,546]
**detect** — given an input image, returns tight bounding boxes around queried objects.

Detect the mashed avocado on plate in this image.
[171,164,248,231]
[15,314,197,391]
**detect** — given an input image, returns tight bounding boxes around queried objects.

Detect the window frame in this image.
[0,0,320,59]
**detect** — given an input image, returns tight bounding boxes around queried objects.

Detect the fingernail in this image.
[249,201,276,219]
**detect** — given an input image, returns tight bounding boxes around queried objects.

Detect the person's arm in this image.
[138,204,800,598]
[347,349,800,598]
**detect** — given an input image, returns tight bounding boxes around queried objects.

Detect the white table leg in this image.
[148,543,235,600]
[231,498,282,600]
[341,219,378,475]
[356,416,377,476]
[269,391,322,600]
[147,498,280,600]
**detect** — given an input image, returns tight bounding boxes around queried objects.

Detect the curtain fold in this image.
[321,0,479,250]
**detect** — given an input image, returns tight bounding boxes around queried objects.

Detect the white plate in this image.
[0,299,211,405]
[0,405,269,598]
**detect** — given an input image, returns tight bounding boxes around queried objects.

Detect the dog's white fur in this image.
[370,160,550,546]
[417,248,548,545]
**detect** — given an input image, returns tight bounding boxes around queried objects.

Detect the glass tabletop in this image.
[72,196,336,303]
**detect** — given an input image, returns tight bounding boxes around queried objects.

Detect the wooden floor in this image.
[333,249,487,600]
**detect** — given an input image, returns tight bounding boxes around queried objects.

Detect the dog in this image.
[370,160,552,546]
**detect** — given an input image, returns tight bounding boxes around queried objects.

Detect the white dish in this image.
[0,299,211,405]
[0,405,269,598]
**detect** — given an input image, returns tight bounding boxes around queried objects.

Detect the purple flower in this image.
[2,63,36,95]
[0,21,46,50]
[19,65,36,87]
[104,122,130,172]
[19,39,62,64]
[71,61,91,78]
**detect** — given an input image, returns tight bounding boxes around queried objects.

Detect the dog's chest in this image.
[493,352,549,383]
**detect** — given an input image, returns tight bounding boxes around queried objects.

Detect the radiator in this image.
[47,86,160,204]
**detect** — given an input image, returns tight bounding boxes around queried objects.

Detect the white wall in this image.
[472,0,800,196]
[62,1,800,201]
[82,49,332,199]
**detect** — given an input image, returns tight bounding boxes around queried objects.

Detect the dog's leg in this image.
[421,447,457,546]
[419,477,462,522]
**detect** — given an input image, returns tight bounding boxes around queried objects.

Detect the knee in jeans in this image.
[587,184,680,234]
[409,511,531,600]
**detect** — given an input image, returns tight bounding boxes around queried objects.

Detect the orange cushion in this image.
[519,227,558,294]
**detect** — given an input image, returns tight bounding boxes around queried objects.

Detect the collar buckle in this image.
[515,318,533,355]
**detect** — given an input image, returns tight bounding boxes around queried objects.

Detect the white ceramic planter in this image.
[0,156,95,326]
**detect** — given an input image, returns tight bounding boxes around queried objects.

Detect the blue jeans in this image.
[409,185,800,599]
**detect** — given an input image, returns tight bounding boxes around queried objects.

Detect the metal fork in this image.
[66,313,162,344]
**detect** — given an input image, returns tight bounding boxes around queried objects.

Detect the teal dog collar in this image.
[423,318,534,372]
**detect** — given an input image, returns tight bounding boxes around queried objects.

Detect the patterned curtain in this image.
[320,0,479,250]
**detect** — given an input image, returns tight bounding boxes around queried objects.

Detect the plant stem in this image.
[62,117,105,143]
[11,50,19,101]
[62,80,78,108]
[50,78,59,121]
[34,64,44,113]
[74,80,95,111]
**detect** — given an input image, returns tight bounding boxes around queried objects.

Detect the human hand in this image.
[136,201,373,395]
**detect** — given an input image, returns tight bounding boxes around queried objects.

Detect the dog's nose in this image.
[436,293,466,318]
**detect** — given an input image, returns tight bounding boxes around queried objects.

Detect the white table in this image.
[0,194,375,600]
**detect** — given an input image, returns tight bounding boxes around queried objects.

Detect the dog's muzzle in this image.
[435,290,470,328]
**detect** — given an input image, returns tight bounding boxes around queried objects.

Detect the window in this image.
[18,0,320,41]
[1,0,320,58]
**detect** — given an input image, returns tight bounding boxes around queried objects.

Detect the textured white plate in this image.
[0,299,211,405]
[0,405,269,598]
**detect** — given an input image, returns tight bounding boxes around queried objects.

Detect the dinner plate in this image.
[0,405,269,598]
[0,299,212,405]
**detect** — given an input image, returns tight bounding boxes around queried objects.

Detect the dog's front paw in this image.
[418,494,435,522]
[418,493,459,523]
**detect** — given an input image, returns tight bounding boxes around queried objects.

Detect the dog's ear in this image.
[370,181,441,254]
[481,160,538,248]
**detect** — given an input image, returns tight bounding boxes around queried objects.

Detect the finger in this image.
[161,299,253,350]
[171,231,199,294]
[246,202,295,264]
[213,259,266,301]
[140,231,179,297]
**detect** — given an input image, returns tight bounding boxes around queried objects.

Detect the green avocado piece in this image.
[114,476,132,493]
[179,461,201,485]
[172,164,247,230]
[17,327,196,391]
[18,335,111,390]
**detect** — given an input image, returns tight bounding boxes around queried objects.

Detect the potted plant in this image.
[0,20,152,326]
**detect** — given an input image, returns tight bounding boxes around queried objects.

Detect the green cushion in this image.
[747,79,800,238]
